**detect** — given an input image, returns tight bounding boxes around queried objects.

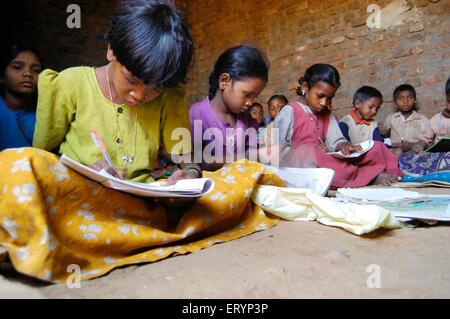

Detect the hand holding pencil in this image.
[90,130,127,180]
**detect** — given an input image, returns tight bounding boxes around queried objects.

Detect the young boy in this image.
[423,77,450,143]
[379,84,430,156]
[339,86,384,145]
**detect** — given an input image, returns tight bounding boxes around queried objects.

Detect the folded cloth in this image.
[401,171,450,183]
[0,147,284,283]
[252,185,404,235]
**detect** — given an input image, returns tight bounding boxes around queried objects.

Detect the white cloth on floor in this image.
[252,185,404,235]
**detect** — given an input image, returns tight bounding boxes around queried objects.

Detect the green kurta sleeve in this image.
[33,69,77,151]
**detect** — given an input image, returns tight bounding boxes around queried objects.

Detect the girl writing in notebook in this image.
[189,45,269,170]
[33,0,200,184]
[0,0,285,284]
[274,63,404,188]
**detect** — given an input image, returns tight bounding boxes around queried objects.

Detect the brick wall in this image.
[3,0,449,122]
[2,0,118,71]
[184,0,450,121]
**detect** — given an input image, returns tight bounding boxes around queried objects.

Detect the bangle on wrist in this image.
[185,166,202,178]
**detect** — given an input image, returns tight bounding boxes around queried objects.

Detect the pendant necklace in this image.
[300,101,319,129]
[106,63,138,170]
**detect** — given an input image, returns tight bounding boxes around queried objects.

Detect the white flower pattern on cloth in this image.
[49,162,71,182]
[0,148,284,283]
[77,203,95,221]
[11,157,32,173]
[2,217,18,239]
[12,183,37,203]
[209,192,226,201]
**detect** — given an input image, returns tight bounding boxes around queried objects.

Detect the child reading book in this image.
[339,86,384,145]
[274,63,404,188]
[189,45,268,170]
[398,77,450,176]
[0,44,42,151]
[380,84,431,156]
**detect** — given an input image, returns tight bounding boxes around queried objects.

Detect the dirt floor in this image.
[0,187,449,299]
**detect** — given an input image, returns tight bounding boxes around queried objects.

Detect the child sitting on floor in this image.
[339,86,384,145]
[261,94,288,147]
[0,44,42,151]
[398,77,450,177]
[33,0,200,185]
[380,84,431,156]
[249,102,268,145]
[189,45,269,171]
[249,102,265,127]
[423,77,450,143]
[274,63,404,188]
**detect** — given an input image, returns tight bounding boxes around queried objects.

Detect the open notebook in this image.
[327,140,374,159]
[60,154,215,198]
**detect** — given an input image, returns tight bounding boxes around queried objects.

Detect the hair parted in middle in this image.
[208,45,269,100]
[296,63,341,96]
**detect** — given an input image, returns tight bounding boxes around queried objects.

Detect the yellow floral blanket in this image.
[0,148,283,283]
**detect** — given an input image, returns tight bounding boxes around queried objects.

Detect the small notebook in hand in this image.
[59,154,215,198]
[327,140,374,159]
[425,137,450,153]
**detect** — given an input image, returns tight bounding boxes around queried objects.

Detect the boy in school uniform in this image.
[379,84,430,156]
[339,86,384,145]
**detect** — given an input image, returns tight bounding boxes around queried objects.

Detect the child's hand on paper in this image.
[90,159,127,180]
[411,140,427,154]
[161,168,200,186]
[339,142,363,155]
[316,144,329,153]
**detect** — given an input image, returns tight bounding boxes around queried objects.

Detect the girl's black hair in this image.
[268,94,288,105]
[296,63,340,96]
[393,84,416,101]
[352,86,383,106]
[208,45,269,100]
[107,0,193,88]
[0,44,42,76]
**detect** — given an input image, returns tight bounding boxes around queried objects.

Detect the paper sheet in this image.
[327,140,374,159]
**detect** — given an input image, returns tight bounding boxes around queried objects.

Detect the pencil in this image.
[318,136,325,145]
[90,130,115,169]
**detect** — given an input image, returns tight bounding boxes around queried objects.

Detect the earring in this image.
[302,90,306,96]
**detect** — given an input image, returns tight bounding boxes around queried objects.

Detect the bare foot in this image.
[373,172,402,186]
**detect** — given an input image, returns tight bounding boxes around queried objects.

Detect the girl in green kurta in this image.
[0,1,286,283]
[33,1,198,184]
